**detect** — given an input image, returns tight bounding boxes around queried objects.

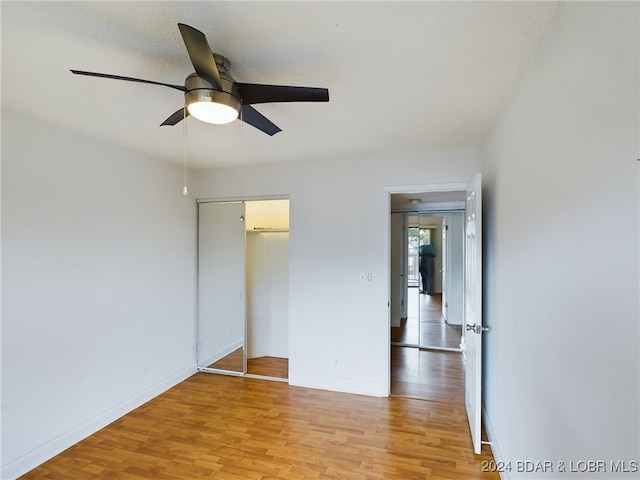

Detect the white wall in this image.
[245,199,290,360]
[390,212,407,327]
[1,110,197,478]
[194,147,479,395]
[246,232,290,359]
[443,211,464,326]
[482,2,639,478]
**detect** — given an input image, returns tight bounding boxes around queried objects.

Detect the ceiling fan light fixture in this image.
[188,101,238,124]
[186,89,240,125]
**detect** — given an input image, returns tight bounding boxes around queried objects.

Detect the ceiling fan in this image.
[71,23,329,136]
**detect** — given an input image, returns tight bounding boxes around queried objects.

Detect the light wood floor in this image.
[390,292,465,402]
[390,346,464,403]
[22,303,494,479]
[391,292,462,350]
[248,356,289,379]
[22,373,498,479]
[208,350,289,379]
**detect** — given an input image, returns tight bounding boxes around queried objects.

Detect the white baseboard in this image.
[1,365,196,480]
[483,405,510,480]
[289,371,387,397]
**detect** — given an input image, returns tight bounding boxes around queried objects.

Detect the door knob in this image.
[466,324,490,334]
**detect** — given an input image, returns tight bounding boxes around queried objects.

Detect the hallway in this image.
[391,292,464,404]
[392,291,462,350]
[391,346,464,403]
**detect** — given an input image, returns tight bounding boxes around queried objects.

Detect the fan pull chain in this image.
[182,105,189,196]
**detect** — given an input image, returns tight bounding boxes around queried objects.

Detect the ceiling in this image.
[1,1,559,169]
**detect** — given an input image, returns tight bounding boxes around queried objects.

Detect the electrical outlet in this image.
[333,357,339,366]
[359,272,366,282]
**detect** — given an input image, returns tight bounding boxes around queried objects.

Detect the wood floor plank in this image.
[22,373,498,480]
[248,356,289,379]
[392,292,462,349]
[390,346,464,403]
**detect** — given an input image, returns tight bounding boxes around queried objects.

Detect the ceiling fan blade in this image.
[160,107,189,126]
[241,106,282,136]
[70,70,186,92]
[177,23,221,90]
[236,83,329,105]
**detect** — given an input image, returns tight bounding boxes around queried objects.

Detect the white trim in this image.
[482,405,510,480]
[244,373,288,383]
[197,194,290,204]
[386,181,470,399]
[1,365,197,480]
[289,372,387,397]
[385,192,392,396]
[391,201,465,213]
[198,367,245,376]
[385,182,467,194]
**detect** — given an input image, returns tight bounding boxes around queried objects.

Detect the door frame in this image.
[386,180,483,452]
[386,183,467,392]
[196,194,291,383]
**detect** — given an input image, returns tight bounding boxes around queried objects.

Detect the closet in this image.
[197,198,290,380]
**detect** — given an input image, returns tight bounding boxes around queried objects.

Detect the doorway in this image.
[391,210,464,351]
[389,188,467,402]
[197,197,290,381]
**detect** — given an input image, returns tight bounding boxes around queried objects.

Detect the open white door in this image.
[464,173,483,454]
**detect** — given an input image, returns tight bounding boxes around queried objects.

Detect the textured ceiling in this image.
[1,1,559,169]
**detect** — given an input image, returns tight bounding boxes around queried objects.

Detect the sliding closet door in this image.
[198,201,246,374]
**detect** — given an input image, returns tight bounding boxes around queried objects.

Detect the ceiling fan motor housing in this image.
[184,63,241,119]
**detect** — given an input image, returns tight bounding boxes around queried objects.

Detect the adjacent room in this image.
[2,2,638,479]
